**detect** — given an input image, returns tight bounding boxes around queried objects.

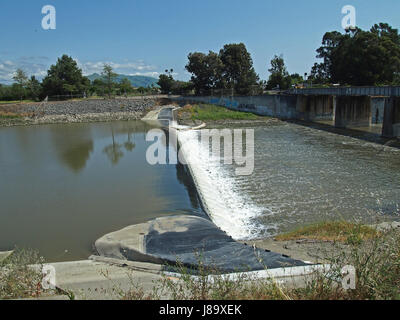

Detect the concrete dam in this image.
[173,86,400,139]
[170,91,400,239]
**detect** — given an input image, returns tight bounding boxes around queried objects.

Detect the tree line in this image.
[0,55,157,102]
[2,22,400,101]
[157,22,400,95]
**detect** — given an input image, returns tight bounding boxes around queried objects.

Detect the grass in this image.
[0,111,34,124]
[0,248,50,299]
[0,100,35,105]
[0,111,24,119]
[275,221,380,244]
[179,103,261,121]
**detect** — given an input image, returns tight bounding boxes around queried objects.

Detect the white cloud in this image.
[127,71,161,77]
[77,60,160,77]
[0,56,49,84]
[0,56,164,84]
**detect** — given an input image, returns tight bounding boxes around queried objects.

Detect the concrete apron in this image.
[33,259,165,300]
[94,215,310,272]
[33,258,329,300]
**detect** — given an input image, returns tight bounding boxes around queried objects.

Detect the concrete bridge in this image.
[172,87,400,139]
[287,86,400,97]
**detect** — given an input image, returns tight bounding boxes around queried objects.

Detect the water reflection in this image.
[176,163,201,210]
[124,128,136,152]
[103,127,124,165]
[0,120,203,261]
[102,125,139,165]
[49,125,94,173]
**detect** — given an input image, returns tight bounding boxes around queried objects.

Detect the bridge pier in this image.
[371,97,385,124]
[334,96,372,128]
[382,97,400,138]
[295,95,335,121]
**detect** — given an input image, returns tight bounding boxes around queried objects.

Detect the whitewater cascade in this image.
[177,129,270,240]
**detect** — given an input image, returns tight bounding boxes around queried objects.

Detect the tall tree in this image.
[309,63,329,84]
[119,78,133,96]
[42,55,89,97]
[219,43,259,95]
[312,23,400,85]
[185,51,224,94]
[13,69,28,101]
[102,64,117,98]
[315,31,343,83]
[90,78,106,96]
[370,23,400,84]
[27,76,42,101]
[266,55,291,90]
[157,71,175,94]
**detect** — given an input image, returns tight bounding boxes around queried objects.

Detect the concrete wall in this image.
[370,97,385,124]
[173,95,394,136]
[383,97,400,138]
[395,100,400,138]
[295,95,334,121]
[334,96,372,128]
[174,95,311,120]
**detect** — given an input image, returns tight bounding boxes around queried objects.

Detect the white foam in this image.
[177,130,270,240]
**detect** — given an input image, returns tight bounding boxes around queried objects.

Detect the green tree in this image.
[313,23,400,85]
[119,78,133,96]
[172,81,194,95]
[27,76,42,101]
[12,69,28,101]
[266,55,291,90]
[42,55,89,98]
[102,64,117,98]
[314,31,343,83]
[289,73,305,87]
[137,86,146,94]
[219,43,259,95]
[185,51,224,94]
[90,78,106,96]
[63,84,77,97]
[309,63,329,84]
[157,72,175,94]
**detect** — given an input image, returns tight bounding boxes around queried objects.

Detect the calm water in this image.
[0,121,203,261]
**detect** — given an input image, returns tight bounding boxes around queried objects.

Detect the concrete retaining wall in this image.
[295,95,335,121]
[334,96,372,128]
[173,95,340,122]
[173,95,398,136]
[174,95,299,119]
[383,97,400,138]
[371,97,385,124]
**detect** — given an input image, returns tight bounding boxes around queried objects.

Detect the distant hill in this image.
[87,73,159,88]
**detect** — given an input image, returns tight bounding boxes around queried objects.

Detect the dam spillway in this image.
[176,120,400,240]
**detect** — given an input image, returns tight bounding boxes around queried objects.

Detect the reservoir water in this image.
[0,121,203,261]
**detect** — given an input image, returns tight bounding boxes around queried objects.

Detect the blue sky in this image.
[0,0,399,84]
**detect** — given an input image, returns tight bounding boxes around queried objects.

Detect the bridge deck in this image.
[287,86,400,97]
